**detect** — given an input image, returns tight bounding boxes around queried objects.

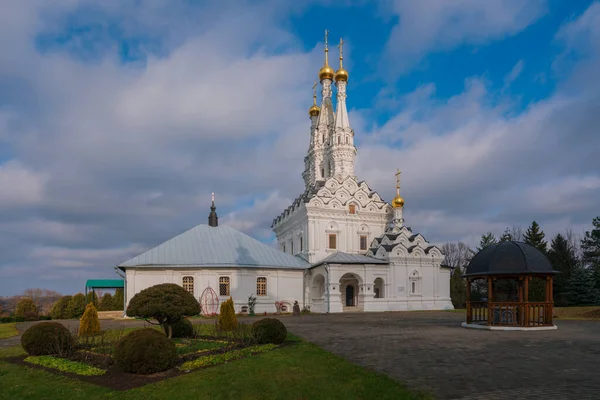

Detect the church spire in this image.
[208,192,218,227]
[329,36,355,178]
[390,170,405,229]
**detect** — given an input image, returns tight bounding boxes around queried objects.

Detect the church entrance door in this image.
[345,285,354,306]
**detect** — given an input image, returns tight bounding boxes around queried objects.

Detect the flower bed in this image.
[24,355,106,376]
[179,344,277,371]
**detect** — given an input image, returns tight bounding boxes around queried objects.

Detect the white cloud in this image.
[384,0,547,74]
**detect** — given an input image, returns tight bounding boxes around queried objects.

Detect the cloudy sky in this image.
[1,0,599,296]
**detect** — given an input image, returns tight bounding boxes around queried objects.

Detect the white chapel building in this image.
[116,36,453,314]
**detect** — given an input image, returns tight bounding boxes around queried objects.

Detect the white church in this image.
[116,34,453,314]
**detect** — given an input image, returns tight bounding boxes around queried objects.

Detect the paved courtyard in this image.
[3,312,600,399]
[283,311,600,400]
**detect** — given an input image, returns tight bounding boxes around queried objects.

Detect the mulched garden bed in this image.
[7,340,293,391]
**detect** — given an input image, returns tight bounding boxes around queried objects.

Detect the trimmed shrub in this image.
[170,318,194,338]
[218,297,237,331]
[79,303,101,337]
[21,322,74,356]
[252,318,287,344]
[114,328,177,374]
[0,316,14,323]
[126,283,200,339]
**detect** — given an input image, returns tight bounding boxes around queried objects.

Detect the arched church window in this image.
[300,236,303,252]
[183,276,194,294]
[346,136,348,144]
[328,234,337,249]
[257,277,267,296]
[291,240,294,255]
[219,277,230,296]
[412,281,416,293]
[322,134,324,143]
[338,136,340,144]
[321,168,325,178]
[360,235,368,251]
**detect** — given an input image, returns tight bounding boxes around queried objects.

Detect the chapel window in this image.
[300,236,303,252]
[219,276,230,296]
[182,276,194,294]
[321,168,325,178]
[412,281,416,294]
[346,137,348,144]
[360,235,368,251]
[282,244,286,253]
[257,277,267,296]
[349,204,356,214]
[338,136,340,144]
[328,234,337,250]
[291,240,294,255]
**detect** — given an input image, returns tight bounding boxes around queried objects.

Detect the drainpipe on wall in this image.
[324,264,330,314]
[303,268,308,310]
[114,266,127,317]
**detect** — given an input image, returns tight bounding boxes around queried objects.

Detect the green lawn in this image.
[0,323,18,339]
[0,338,430,400]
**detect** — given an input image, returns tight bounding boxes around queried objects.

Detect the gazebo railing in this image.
[467,301,554,327]
[466,301,488,324]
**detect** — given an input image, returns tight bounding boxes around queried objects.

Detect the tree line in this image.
[446,216,600,308]
[0,289,124,322]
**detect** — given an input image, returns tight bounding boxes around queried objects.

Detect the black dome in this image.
[464,241,557,277]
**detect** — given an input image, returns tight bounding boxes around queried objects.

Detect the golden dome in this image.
[309,104,320,117]
[319,64,334,82]
[335,67,348,82]
[392,194,404,208]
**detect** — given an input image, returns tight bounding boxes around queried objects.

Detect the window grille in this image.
[257,277,267,296]
[219,276,230,296]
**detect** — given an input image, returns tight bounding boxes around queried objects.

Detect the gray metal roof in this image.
[118,224,310,270]
[312,251,389,268]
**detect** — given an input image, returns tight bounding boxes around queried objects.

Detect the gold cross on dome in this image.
[337,37,345,58]
[395,169,401,189]
[324,29,329,48]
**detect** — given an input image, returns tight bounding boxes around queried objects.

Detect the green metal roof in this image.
[85,279,124,289]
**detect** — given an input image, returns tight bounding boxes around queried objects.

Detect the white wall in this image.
[125,267,305,315]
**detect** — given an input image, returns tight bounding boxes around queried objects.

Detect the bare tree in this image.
[442,242,476,272]
[511,225,523,242]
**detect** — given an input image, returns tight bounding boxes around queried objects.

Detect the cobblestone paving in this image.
[282,312,600,400]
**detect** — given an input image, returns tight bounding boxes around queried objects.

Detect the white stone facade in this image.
[271,50,454,313]
[125,267,304,314]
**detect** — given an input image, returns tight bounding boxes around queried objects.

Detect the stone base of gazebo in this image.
[461,322,558,331]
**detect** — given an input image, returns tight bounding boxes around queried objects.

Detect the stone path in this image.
[282,312,600,400]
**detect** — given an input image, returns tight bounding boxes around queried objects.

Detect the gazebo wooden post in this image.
[518,277,524,326]
[487,277,493,326]
[524,276,530,327]
[545,276,553,325]
[466,278,472,324]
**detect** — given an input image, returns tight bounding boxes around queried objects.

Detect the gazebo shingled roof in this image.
[464,241,558,277]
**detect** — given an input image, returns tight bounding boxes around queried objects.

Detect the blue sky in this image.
[0,0,599,296]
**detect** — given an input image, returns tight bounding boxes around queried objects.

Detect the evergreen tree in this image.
[112,289,124,311]
[477,232,498,251]
[50,295,72,319]
[580,216,600,290]
[66,293,87,319]
[98,293,114,311]
[79,303,101,337]
[450,266,466,308]
[15,298,38,318]
[523,221,548,253]
[548,233,579,306]
[499,228,513,242]
[565,266,600,306]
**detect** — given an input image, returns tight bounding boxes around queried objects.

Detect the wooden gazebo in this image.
[463,241,558,330]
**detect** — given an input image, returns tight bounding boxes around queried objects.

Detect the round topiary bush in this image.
[170,318,194,338]
[252,318,287,344]
[21,322,74,356]
[114,328,177,374]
